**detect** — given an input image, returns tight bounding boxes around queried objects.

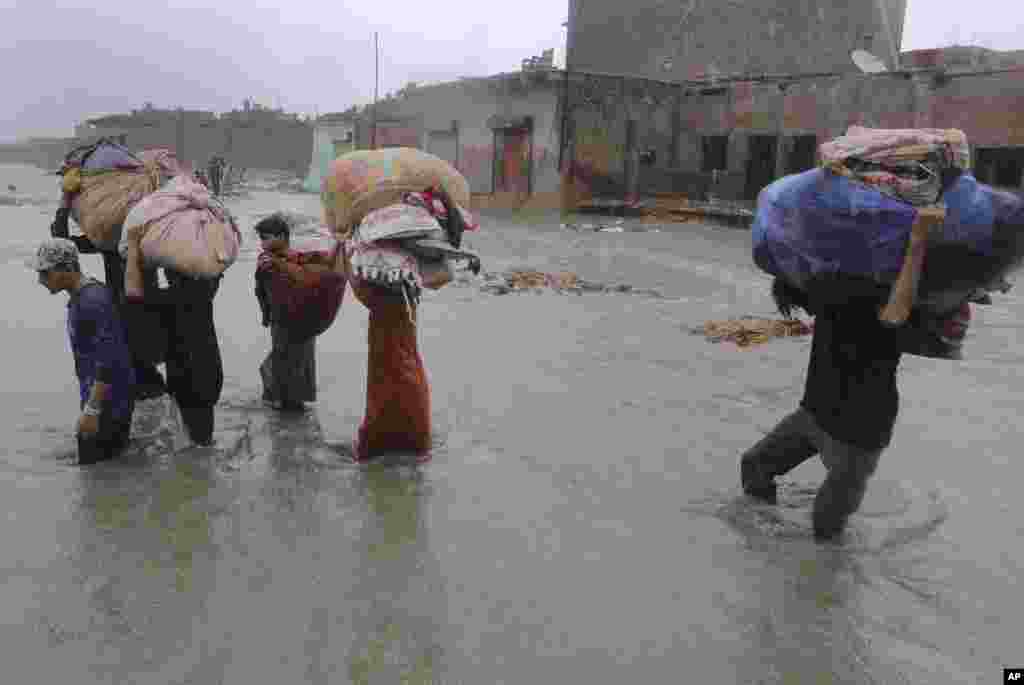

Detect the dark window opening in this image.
[702,135,728,172]
[745,135,778,201]
[975,147,1024,189]
[787,135,817,174]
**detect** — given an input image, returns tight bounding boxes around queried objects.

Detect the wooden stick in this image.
[878,204,946,326]
[124,238,145,302]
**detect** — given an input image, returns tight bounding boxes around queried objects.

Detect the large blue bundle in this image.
[752,169,1021,288]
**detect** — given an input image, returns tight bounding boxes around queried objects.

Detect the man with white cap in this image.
[29,239,136,464]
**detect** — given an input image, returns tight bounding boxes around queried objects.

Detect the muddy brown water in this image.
[2,163,1023,684]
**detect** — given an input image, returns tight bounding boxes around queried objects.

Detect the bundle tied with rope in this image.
[753,127,991,346]
[119,174,241,300]
[55,139,182,251]
[324,148,481,325]
[818,126,969,325]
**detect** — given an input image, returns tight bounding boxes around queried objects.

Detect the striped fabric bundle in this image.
[819,126,970,206]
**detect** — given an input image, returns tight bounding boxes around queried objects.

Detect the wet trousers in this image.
[261,323,317,408]
[100,252,167,395]
[740,408,883,539]
[352,282,431,460]
[77,403,134,465]
[164,273,223,445]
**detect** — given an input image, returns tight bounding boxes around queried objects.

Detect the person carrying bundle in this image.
[254,213,344,412]
[742,127,973,541]
[50,140,179,400]
[120,174,241,446]
[323,148,481,463]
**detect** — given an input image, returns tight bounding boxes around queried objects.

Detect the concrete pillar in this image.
[911,75,933,129]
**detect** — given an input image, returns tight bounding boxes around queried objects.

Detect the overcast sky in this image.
[2,0,1020,142]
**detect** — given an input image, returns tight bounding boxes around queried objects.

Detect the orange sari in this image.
[351,280,432,461]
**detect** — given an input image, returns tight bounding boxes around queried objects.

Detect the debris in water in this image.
[473,270,662,298]
[693,317,813,348]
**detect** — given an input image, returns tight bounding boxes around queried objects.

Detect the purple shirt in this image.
[67,279,135,419]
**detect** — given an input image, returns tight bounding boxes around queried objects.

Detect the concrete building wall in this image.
[226,119,311,173]
[356,74,562,202]
[74,112,313,173]
[568,0,907,81]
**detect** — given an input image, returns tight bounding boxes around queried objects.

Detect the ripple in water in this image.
[682,479,949,552]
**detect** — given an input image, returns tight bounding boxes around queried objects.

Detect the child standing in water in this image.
[254,214,319,412]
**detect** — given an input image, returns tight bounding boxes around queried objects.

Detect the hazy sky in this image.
[2,0,1020,142]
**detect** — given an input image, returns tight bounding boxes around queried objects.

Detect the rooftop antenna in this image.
[851,49,889,74]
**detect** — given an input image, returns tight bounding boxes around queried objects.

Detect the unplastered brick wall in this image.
[566,67,1024,200]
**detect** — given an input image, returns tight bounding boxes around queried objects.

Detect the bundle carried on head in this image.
[819,126,969,207]
[57,139,183,251]
[119,175,241,297]
[322,147,481,309]
[754,126,1024,291]
[753,126,1024,357]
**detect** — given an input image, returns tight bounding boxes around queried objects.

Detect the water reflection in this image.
[77,458,214,594]
[345,465,448,685]
[68,456,222,682]
[702,482,961,684]
[734,542,887,684]
[263,409,328,545]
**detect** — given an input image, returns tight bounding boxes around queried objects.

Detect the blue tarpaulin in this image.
[752,169,1022,287]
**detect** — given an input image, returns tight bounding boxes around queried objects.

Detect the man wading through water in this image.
[740,206,955,541]
[51,202,167,400]
[29,239,136,465]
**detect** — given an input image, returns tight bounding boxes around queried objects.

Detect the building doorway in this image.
[494,127,531,194]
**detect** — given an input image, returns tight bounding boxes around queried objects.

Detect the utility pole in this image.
[559,5,575,212]
[371,31,379,150]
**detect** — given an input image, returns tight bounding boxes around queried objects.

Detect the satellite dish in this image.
[852,49,889,73]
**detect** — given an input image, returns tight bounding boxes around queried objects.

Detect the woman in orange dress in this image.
[345,189,472,464]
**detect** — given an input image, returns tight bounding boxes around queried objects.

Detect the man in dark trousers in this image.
[161,269,223,446]
[123,228,224,447]
[29,239,136,465]
[740,273,909,541]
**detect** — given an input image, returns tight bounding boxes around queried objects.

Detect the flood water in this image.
[2,163,1023,683]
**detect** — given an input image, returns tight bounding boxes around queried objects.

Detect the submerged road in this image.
[2,179,1023,684]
